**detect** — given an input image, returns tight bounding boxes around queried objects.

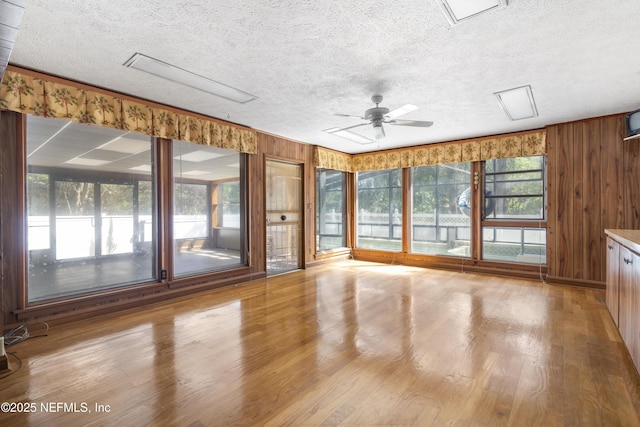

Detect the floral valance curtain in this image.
[0,67,257,154]
[315,130,546,172]
[314,147,353,172]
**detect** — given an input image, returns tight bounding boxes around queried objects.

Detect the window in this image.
[25,114,249,302]
[484,156,545,220]
[482,155,546,264]
[173,140,245,277]
[316,168,347,251]
[411,162,471,257]
[356,169,402,251]
[26,115,156,302]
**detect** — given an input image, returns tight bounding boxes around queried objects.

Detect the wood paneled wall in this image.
[248,133,316,274]
[0,111,26,328]
[546,114,640,286]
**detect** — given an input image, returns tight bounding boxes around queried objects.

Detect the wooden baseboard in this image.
[307,250,352,268]
[545,275,606,290]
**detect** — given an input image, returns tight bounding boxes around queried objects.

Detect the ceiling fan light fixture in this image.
[123,53,258,104]
[373,123,386,140]
[494,85,538,121]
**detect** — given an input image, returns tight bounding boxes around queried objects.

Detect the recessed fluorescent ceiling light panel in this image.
[65,157,111,166]
[323,127,374,145]
[124,53,258,104]
[100,136,150,154]
[494,85,538,121]
[181,170,211,176]
[436,0,507,25]
[174,150,224,162]
[130,164,152,172]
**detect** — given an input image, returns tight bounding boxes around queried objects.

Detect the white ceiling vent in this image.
[123,53,258,104]
[494,85,538,121]
[435,0,507,25]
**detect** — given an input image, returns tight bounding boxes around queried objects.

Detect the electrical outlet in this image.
[160,270,167,280]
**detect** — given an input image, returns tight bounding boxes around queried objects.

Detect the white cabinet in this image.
[605,230,640,372]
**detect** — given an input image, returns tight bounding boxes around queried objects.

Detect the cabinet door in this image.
[619,246,640,368]
[630,251,640,369]
[606,238,620,326]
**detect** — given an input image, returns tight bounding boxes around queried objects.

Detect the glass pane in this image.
[491,178,543,196]
[26,115,156,302]
[482,227,546,264]
[101,183,134,255]
[137,180,154,250]
[27,174,50,251]
[411,162,471,257]
[356,169,402,251]
[173,140,244,277]
[489,195,544,218]
[55,181,95,259]
[316,168,346,251]
[485,155,544,173]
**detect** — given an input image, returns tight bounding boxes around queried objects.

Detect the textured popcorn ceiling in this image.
[10,0,640,153]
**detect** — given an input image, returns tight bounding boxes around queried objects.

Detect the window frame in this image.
[482,155,547,223]
[24,118,159,302]
[355,168,403,251]
[480,155,548,264]
[171,139,248,279]
[316,168,348,252]
[409,161,472,258]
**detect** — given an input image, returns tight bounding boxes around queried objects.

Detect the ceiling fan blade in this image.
[385,104,418,119]
[387,119,434,128]
[335,113,365,119]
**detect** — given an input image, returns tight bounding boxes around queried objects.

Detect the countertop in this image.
[605,229,640,254]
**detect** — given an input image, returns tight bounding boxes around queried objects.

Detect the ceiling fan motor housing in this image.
[365,107,389,124]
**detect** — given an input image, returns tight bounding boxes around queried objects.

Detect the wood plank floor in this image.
[1,261,639,426]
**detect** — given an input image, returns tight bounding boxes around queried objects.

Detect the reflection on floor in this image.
[266,255,299,276]
[28,248,241,302]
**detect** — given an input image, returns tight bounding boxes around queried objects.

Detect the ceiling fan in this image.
[325,95,433,143]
